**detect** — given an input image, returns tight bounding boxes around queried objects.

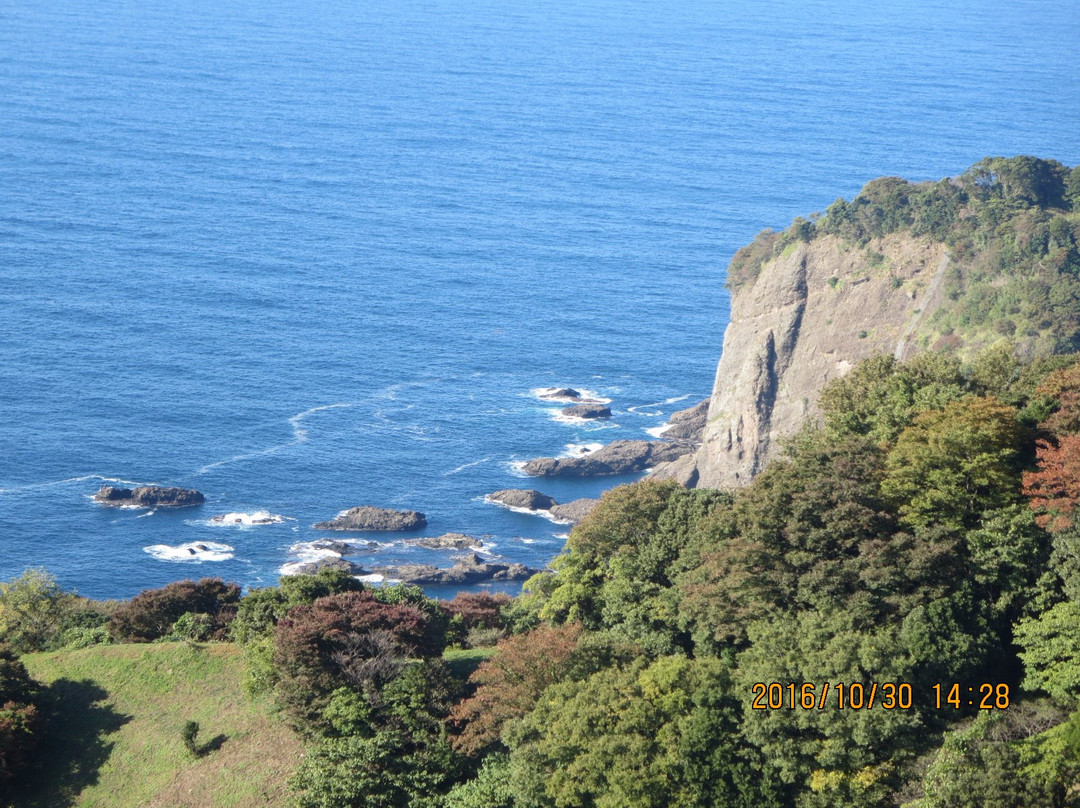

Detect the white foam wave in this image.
[483,496,574,525]
[289,545,343,563]
[197,403,355,474]
[288,538,375,559]
[548,410,620,428]
[645,424,673,438]
[208,511,289,527]
[144,541,234,562]
[445,456,493,476]
[0,475,146,496]
[357,573,392,585]
[554,533,570,540]
[506,460,530,478]
[560,442,602,458]
[136,509,157,518]
[627,394,690,415]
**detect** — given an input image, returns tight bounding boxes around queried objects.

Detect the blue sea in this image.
[1,0,1078,599]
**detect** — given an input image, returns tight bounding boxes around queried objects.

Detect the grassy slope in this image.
[11,642,304,808]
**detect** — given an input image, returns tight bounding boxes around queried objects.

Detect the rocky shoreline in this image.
[289,552,539,585]
[106,395,709,587]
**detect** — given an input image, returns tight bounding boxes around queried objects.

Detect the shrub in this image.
[442,592,511,646]
[109,578,241,642]
[181,720,201,756]
[58,625,110,649]
[169,612,215,642]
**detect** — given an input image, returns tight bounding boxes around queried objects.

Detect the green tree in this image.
[443,754,516,808]
[540,481,680,628]
[0,645,41,783]
[0,569,73,653]
[733,609,925,805]
[291,728,460,808]
[1016,601,1080,703]
[881,397,1024,532]
[818,353,967,446]
[507,655,784,808]
[916,706,1076,808]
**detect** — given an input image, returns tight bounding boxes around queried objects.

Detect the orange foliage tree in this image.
[1024,435,1080,533]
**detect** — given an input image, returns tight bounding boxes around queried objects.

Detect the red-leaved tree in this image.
[1024,435,1080,533]
[274,590,442,725]
[448,623,583,755]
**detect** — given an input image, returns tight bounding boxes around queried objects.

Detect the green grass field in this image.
[10,642,305,808]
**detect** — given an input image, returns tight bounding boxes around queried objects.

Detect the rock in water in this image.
[94,485,205,507]
[485,489,598,525]
[288,557,368,576]
[487,489,558,510]
[521,440,693,477]
[373,553,540,585]
[540,388,581,400]
[409,533,483,549]
[314,506,427,531]
[561,403,612,419]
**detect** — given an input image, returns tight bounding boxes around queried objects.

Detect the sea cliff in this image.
[660,156,1080,488]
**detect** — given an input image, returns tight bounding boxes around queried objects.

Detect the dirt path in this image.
[894,251,950,361]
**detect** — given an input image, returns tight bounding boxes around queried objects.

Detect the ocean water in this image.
[1,0,1078,599]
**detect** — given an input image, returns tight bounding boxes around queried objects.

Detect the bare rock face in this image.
[94,485,205,507]
[314,506,427,531]
[548,498,599,524]
[487,489,558,510]
[521,439,693,477]
[561,403,612,419]
[660,399,710,441]
[687,234,948,489]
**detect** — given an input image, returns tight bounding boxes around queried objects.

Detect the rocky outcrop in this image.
[314,507,427,531]
[540,387,581,400]
[488,489,558,510]
[409,533,483,549]
[521,439,694,477]
[94,485,205,507]
[681,234,948,489]
[486,489,598,525]
[660,399,709,441]
[548,498,599,524]
[373,553,539,585]
[307,539,376,555]
[287,557,367,576]
[562,403,611,419]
